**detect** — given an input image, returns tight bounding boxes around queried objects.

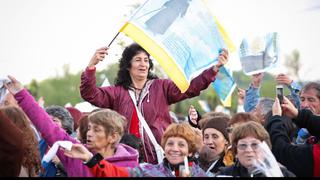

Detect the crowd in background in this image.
[1,43,320,177]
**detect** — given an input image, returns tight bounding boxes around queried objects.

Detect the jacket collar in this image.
[163,157,194,176]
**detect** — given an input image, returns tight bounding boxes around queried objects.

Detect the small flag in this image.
[212,66,236,107]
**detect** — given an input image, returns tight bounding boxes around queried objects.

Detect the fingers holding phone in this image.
[276,85,284,104]
[281,96,299,119]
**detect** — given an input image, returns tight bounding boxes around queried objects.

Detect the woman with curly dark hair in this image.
[0,106,41,177]
[80,43,229,164]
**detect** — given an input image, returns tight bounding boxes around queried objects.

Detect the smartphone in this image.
[276,85,284,104]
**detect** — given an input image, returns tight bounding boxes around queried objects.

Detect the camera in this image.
[276,85,284,104]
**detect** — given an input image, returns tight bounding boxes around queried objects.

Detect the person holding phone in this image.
[244,73,301,113]
[266,96,320,177]
[276,85,284,104]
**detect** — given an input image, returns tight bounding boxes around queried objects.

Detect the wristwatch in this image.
[83,153,103,168]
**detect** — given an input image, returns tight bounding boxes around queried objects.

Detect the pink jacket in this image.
[80,66,218,164]
[15,89,139,177]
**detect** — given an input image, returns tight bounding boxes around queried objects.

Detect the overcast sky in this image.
[1,0,320,84]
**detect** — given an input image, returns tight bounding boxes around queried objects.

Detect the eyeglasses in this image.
[237,143,260,151]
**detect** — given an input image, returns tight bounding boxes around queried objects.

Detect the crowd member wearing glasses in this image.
[216,121,295,177]
[219,112,261,171]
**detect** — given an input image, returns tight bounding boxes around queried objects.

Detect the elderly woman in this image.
[216,121,295,177]
[3,76,139,177]
[80,43,229,164]
[63,122,207,177]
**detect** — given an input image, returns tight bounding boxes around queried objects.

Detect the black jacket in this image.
[216,160,295,177]
[199,156,225,175]
[293,109,320,137]
[266,113,316,177]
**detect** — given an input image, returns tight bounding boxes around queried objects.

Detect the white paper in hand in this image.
[42,141,73,163]
[0,78,11,104]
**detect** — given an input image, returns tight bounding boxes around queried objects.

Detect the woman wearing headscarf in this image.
[198,116,231,176]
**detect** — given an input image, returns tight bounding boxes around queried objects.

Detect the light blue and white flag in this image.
[119,0,235,93]
[212,66,236,107]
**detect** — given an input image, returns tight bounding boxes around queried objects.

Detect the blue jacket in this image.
[244,81,301,112]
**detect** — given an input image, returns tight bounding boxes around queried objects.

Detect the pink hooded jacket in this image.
[14,89,139,177]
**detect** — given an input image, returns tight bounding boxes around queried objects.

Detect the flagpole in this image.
[106,0,150,47]
[107,32,120,47]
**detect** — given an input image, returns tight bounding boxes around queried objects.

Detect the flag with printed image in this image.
[212,66,236,107]
[119,0,235,94]
[239,32,279,75]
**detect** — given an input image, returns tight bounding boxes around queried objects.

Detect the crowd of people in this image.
[0,42,319,177]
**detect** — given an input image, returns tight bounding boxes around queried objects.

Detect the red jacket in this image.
[88,155,129,177]
[80,67,218,164]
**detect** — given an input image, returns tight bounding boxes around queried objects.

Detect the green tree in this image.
[33,64,82,106]
[27,79,39,98]
[97,63,119,85]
